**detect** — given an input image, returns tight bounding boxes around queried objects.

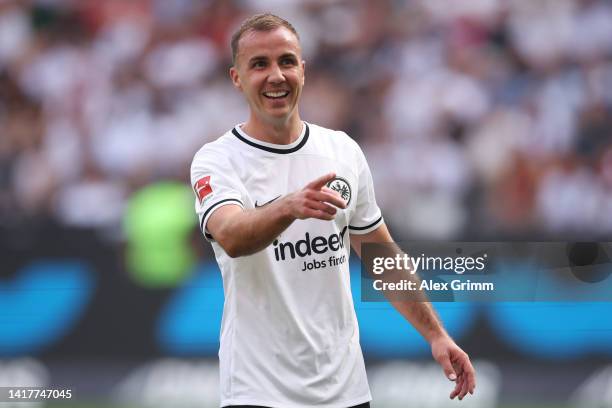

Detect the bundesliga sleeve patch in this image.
[194,176,213,203]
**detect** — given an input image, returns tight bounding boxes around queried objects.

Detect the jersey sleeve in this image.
[190,147,244,241]
[349,142,383,234]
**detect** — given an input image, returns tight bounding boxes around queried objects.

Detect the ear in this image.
[301,60,306,86]
[229,66,242,91]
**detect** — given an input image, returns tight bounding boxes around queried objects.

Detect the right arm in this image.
[206,172,346,257]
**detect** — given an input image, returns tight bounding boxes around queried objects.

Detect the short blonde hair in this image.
[231,13,300,65]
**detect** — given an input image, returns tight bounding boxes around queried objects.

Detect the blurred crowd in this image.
[1,0,611,240]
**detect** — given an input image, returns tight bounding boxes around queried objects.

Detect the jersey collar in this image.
[232,122,309,154]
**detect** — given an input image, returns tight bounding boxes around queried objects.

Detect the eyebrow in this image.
[247,53,298,64]
[278,53,298,61]
[248,56,267,65]
[278,53,298,59]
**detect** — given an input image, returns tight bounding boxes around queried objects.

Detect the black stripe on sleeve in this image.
[200,198,243,235]
[349,216,383,231]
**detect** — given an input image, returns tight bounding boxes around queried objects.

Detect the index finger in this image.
[311,190,347,209]
[450,375,463,399]
[307,172,336,190]
[458,360,476,397]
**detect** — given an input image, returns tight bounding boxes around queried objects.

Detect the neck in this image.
[242,113,303,145]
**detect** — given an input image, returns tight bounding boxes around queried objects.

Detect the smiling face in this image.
[230,27,305,128]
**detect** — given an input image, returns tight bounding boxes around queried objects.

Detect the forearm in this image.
[384,247,448,343]
[209,172,345,258]
[214,198,295,257]
[390,300,448,343]
[382,260,449,343]
[352,230,449,343]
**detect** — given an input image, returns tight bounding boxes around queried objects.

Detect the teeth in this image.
[263,91,289,98]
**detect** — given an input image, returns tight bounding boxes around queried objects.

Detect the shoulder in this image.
[191,128,237,168]
[306,122,361,154]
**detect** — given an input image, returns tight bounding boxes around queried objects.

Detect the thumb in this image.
[438,354,457,381]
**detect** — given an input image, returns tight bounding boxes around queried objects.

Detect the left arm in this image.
[351,224,476,400]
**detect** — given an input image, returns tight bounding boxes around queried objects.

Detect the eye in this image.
[251,60,267,69]
[281,57,297,66]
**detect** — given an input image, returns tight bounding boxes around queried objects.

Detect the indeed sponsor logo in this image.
[273,227,348,261]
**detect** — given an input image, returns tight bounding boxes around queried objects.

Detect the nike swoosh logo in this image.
[255,195,281,208]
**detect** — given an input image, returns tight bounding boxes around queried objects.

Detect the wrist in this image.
[277,194,296,222]
[427,330,451,345]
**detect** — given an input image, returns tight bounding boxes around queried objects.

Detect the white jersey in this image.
[190,122,383,408]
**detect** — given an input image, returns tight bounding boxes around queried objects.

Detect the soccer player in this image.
[190,13,476,408]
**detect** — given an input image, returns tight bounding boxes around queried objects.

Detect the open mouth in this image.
[263,91,290,99]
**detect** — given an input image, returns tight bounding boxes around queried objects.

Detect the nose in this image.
[267,63,285,84]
